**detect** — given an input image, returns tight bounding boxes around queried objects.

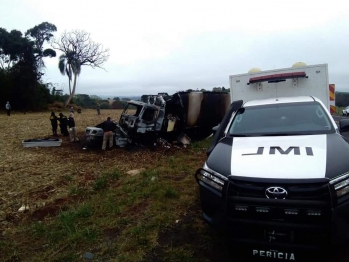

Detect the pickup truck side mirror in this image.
[339,119,349,133]
[206,100,243,156]
[212,125,219,135]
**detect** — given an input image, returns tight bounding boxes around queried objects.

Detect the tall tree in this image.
[25,22,57,72]
[0,29,27,70]
[58,50,80,97]
[0,23,56,111]
[51,30,110,106]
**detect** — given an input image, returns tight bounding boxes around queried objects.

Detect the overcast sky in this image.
[2,0,349,97]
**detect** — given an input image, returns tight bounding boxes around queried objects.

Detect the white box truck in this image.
[195,62,349,260]
[229,63,333,113]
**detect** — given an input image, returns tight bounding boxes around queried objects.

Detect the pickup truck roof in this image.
[243,96,322,107]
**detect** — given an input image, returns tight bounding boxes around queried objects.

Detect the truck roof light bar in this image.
[248,72,307,85]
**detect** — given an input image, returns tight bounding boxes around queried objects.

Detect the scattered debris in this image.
[22,138,62,148]
[157,138,171,149]
[177,134,191,147]
[18,204,29,212]
[126,168,146,176]
[83,252,94,260]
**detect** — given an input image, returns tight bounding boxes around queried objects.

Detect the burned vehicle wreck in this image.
[84,91,231,148]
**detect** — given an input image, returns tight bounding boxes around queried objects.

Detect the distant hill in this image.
[124,96,141,101]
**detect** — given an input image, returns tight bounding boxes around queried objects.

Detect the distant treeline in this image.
[72,94,133,109]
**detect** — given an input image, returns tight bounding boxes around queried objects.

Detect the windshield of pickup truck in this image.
[228,102,335,136]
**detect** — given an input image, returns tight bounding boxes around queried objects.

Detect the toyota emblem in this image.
[265,187,288,199]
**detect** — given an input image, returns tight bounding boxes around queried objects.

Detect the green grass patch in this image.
[93,175,108,190]
[165,246,196,262]
[69,186,85,196]
[64,174,73,181]
[52,252,79,262]
[2,139,222,261]
[161,185,180,199]
[110,168,121,179]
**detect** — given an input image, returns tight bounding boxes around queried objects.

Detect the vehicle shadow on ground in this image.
[143,200,348,262]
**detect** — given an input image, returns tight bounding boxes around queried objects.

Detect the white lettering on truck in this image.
[242,146,313,156]
[252,250,295,260]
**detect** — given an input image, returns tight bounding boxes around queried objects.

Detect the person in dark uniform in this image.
[50,111,58,136]
[58,113,69,136]
[101,117,116,150]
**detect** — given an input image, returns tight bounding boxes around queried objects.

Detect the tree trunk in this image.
[64,79,72,107]
[64,73,78,106]
[68,65,72,94]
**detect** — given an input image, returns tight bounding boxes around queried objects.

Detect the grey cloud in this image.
[46,22,349,97]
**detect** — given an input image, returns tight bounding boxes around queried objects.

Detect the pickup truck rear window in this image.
[228,102,335,136]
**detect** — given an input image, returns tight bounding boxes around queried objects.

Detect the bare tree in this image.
[51,30,110,106]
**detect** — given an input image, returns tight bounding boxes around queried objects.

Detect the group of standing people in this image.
[50,111,79,142]
[6,101,113,150]
[50,111,116,150]
[50,109,116,150]
[5,101,112,149]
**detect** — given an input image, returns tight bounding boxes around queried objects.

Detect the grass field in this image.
[0,109,234,262]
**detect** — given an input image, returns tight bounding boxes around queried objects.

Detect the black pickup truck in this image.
[195,96,349,261]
